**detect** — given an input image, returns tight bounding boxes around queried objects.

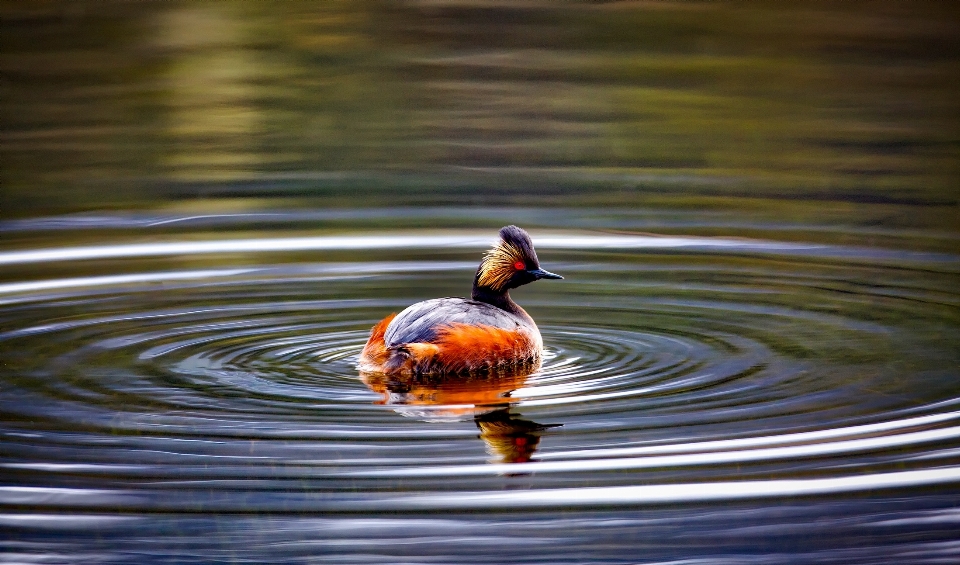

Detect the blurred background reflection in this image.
[3,0,957,225]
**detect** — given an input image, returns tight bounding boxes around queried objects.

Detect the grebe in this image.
[359,225,562,375]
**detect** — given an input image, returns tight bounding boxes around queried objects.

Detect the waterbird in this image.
[359,225,562,375]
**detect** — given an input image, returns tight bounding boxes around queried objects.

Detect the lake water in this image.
[2,208,958,563]
[2,2,959,563]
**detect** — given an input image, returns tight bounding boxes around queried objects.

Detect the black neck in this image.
[472,284,511,309]
[472,284,533,324]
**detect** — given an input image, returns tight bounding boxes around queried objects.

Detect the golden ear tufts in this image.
[477,240,524,291]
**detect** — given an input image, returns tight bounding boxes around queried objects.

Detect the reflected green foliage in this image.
[2,1,958,228]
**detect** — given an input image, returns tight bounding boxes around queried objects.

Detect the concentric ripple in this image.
[1,231,959,563]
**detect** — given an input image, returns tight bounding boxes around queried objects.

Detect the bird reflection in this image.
[360,366,559,464]
[474,408,558,464]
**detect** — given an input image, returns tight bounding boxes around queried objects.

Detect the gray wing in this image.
[384,298,522,347]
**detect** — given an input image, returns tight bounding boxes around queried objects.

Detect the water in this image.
[1,209,958,563]
[3,1,959,562]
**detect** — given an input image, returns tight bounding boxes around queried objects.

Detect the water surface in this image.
[2,212,958,563]
[3,1,959,562]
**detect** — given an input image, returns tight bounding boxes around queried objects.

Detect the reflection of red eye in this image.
[514,261,526,270]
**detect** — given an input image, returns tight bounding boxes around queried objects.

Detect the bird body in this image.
[359,226,561,376]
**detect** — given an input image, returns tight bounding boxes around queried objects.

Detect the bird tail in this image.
[358,313,396,370]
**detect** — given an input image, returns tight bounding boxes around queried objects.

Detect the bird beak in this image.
[529,268,563,280]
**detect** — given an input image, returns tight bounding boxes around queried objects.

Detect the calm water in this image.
[3,1,960,563]
[1,209,959,563]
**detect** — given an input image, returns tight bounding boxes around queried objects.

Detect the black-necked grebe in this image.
[359,225,562,375]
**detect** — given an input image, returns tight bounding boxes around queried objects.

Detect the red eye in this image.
[514,261,526,270]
